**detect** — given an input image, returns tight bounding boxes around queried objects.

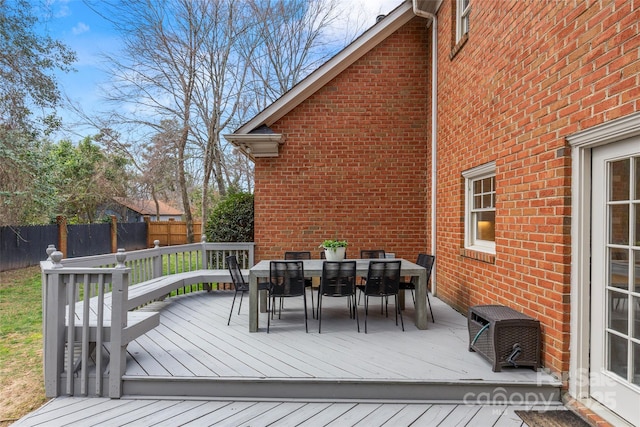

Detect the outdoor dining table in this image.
[248,258,428,332]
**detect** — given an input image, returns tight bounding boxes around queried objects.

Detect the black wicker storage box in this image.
[468,305,541,372]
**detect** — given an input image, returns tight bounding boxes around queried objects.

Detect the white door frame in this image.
[567,112,640,425]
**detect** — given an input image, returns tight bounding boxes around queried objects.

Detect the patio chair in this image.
[284,251,315,318]
[318,261,359,333]
[399,254,435,322]
[268,260,308,333]
[363,260,403,333]
[226,255,269,325]
[357,249,386,304]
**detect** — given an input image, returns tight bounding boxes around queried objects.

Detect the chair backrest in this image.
[360,249,386,259]
[415,253,435,283]
[320,261,356,297]
[364,260,401,296]
[269,260,306,297]
[226,255,245,287]
[284,251,312,260]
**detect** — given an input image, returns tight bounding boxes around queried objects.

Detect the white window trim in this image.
[456,0,470,43]
[462,161,496,254]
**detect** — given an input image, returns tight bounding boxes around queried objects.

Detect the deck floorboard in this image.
[16,288,565,426]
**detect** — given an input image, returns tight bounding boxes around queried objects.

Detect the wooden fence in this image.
[1,217,203,271]
[145,218,202,248]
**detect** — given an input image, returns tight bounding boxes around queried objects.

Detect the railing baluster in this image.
[65,274,76,396]
[80,274,90,396]
[96,274,105,396]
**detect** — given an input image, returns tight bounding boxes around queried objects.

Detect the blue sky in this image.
[35,0,401,140]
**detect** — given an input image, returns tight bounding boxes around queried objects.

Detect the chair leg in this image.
[353,294,360,333]
[267,293,272,333]
[318,294,323,334]
[237,290,244,314]
[227,289,239,325]
[397,295,405,331]
[364,295,369,334]
[427,292,435,323]
[303,293,308,333]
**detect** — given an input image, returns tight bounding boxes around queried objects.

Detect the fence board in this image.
[117,222,147,251]
[0,225,58,271]
[147,221,202,247]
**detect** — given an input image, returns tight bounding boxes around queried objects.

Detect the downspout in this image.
[412,1,438,295]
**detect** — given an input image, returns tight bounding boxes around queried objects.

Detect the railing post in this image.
[248,243,255,267]
[43,251,66,397]
[109,249,129,398]
[152,240,162,278]
[200,235,208,269]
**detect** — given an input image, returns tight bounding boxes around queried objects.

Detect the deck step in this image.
[121,376,562,404]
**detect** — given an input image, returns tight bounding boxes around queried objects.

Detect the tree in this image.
[0,0,76,226]
[87,0,361,236]
[49,137,130,223]
[0,0,76,133]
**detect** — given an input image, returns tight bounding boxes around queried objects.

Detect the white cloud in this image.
[72,22,90,35]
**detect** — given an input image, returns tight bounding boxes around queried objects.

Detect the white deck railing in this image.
[41,239,255,398]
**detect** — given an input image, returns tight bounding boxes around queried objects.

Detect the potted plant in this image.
[319,239,348,261]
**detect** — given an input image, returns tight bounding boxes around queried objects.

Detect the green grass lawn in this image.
[0,267,47,425]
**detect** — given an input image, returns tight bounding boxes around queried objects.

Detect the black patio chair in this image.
[363,260,403,333]
[357,249,386,304]
[318,261,359,333]
[284,251,315,318]
[399,254,435,322]
[268,260,308,333]
[226,255,269,325]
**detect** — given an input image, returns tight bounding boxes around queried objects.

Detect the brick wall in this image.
[254,18,431,262]
[435,0,639,375]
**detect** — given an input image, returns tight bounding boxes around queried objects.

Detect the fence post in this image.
[144,216,151,248]
[56,216,67,258]
[110,215,118,253]
[168,218,174,246]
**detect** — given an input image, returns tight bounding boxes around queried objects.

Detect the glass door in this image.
[591,137,640,426]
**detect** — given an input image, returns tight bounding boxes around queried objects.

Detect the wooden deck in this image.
[17,289,566,425]
[15,396,562,426]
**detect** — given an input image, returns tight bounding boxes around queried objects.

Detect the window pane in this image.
[633,296,640,341]
[635,205,639,246]
[633,342,640,386]
[610,204,629,245]
[608,290,628,334]
[609,248,628,290]
[610,159,629,201]
[635,157,640,200]
[607,333,628,379]
[476,211,495,241]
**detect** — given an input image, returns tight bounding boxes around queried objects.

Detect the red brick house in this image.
[227,1,640,425]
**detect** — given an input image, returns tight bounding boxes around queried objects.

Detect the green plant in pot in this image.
[319,239,348,261]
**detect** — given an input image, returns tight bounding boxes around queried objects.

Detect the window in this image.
[463,162,496,253]
[456,0,470,43]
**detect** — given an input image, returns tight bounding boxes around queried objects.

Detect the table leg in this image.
[415,271,428,330]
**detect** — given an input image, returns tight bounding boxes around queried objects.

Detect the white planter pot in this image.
[324,247,346,261]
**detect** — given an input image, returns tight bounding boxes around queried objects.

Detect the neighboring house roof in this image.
[113,197,183,217]
[229,0,438,137]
